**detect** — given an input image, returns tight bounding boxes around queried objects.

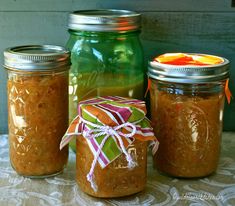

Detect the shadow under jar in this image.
[148,53,230,178]
[4,45,70,177]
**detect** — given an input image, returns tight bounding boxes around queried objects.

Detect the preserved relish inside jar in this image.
[66,10,145,152]
[4,45,70,177]
[60,96,157,197]
[148,53,230,178]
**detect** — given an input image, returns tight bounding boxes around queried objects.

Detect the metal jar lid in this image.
[4,45,70,72]
[68,9,141,32]
[148,53,230,83]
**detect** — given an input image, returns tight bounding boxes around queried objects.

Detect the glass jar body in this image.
[76,136,147,198]
[150,79,226,178]
[7,69,69,177]
[67,30,144,123]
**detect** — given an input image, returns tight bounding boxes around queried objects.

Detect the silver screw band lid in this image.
[148,53,230,83]
[68,9,141,32]
[4,45,70,71]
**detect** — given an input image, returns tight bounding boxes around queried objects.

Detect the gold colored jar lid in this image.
[148,53,230,83]
[68,9,141,32]
[4,45,70,72]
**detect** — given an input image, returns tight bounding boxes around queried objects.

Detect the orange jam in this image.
[4,45,70,177]
[59,96,156,198]
[150,80,225,177]
[8,72,69,177]
[149,53,229,178]
[76,136,147,198]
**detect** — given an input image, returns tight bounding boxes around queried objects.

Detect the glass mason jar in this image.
[66,9,144,122]
[148,53,230,178]
[4,45,70,177]
[59,96,156,198]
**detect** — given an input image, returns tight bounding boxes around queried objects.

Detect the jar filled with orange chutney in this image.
[60,96,157,197]
[4,45,70,177]
[148,53,230,178]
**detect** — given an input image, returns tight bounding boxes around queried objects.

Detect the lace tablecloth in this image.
[0,133,235,206]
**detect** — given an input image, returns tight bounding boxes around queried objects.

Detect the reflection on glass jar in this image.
[4,45,70,177]
[66,10,144,124]
[67,10,145,152]
[148,53,230,178]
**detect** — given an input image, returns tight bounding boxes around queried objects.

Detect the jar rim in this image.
[68,9,141,32]
[3,45,71,72]
[148,53,230,83]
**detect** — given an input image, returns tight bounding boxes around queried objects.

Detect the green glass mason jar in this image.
[66,10,144,123]
[66,10,145,151]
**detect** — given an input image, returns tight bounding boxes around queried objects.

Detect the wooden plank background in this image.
[0,0,235,133]
[0,0,233,11]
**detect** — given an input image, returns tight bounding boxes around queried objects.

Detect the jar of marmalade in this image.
[4,45,70,177]
[148,53,230,178]
[76,135,148,197]
[60,96,157,197]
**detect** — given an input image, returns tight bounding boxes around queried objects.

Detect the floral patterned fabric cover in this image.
[0,133,234,206]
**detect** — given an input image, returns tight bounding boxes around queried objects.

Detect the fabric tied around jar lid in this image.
[60,96,158,192]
